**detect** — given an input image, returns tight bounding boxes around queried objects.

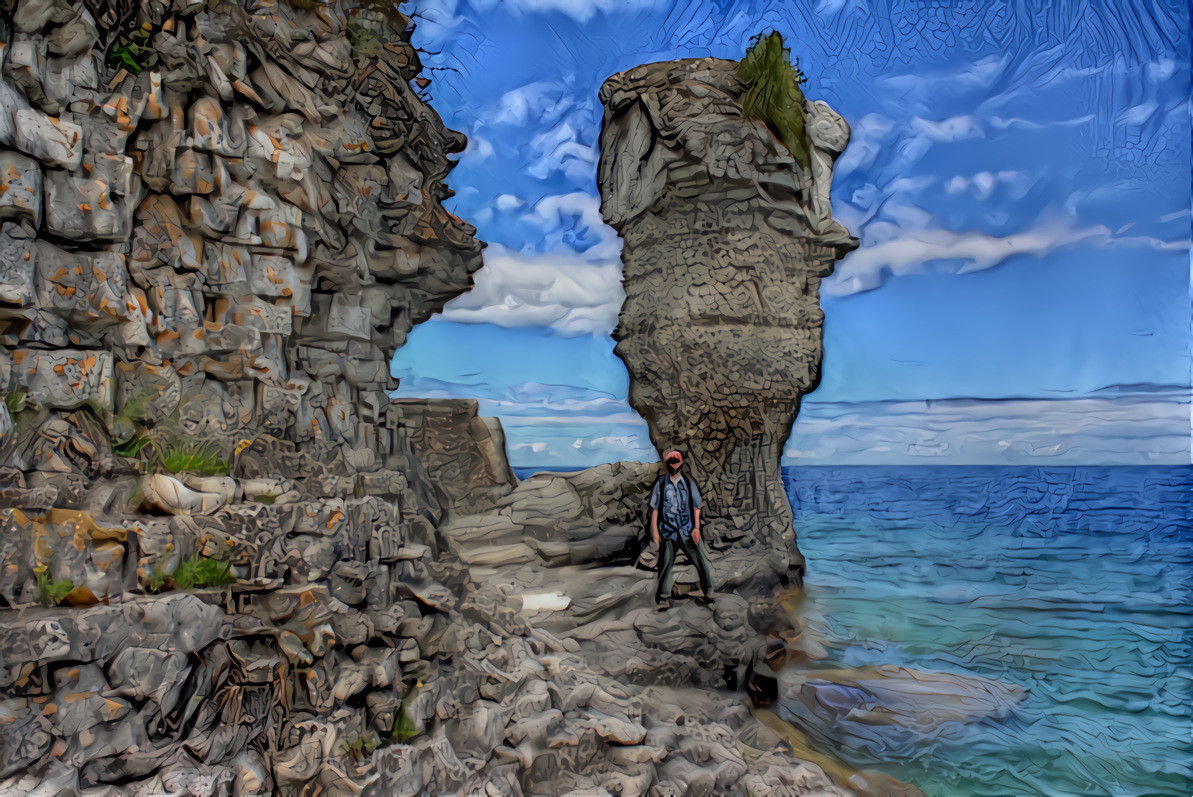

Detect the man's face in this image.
[666,456,681,471]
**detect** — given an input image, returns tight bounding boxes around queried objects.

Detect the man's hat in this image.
[663,449,683,465]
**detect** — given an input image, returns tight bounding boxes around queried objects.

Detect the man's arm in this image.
[649,479,661,546]
[692,507,701,544]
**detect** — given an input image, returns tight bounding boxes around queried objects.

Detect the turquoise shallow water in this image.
[784,466,1193,797]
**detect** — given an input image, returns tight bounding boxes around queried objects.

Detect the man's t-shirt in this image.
[649,473,703,540]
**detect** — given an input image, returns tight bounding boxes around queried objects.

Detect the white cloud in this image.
[786,394,1191,465]
[438,243,624,335]
[908,115,986,143]
[944,170,1032,201]
[468,0,666,23]
[484,84,600,184]
[522,192,623,260]
[824,219,1191,296]
[588,435,644,447]
[881,55,1010,98]
[526,121,598,181]
[490,82,567,126]
[397,378,1189,467]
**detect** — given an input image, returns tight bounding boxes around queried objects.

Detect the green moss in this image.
[35,567,74,607]
[737,31,812,169]
[390,680,423,743]
[347,21,382,58]
[360,0,407,18]
[106,23,158,76]
[4,390,26,417]
[342,731,381,761]
[253,493,278,505]
[147,562,168,594]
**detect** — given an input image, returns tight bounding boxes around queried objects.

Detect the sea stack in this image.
[597,57,858,587]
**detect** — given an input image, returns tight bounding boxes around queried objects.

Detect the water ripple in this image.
[784,466,1193,797]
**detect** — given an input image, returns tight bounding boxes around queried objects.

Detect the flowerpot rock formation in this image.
[597,57,858,586]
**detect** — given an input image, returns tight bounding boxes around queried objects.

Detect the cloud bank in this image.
[787,393,1191,466]
[438,244,623,336]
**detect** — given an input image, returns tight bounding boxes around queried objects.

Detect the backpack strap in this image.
[684,473,695,520]
[647,475,663,522]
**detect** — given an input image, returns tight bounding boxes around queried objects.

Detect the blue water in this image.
[784,466,1193,797]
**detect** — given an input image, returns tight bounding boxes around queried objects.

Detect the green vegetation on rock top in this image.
[738,31,812,169]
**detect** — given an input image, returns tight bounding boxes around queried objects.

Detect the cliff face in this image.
[0,11,887,793]
[597,58,857,585]
[0,0,486,791]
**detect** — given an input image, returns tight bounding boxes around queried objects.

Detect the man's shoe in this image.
[655,597,671,611]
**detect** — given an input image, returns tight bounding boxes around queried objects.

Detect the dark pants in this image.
[655,535,714,600]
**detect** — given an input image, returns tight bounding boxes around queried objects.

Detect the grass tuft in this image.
[149,553,235,592]
[113,434,152,458]
[154,439,229,477]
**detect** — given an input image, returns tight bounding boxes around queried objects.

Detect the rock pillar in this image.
[597,58,857,585]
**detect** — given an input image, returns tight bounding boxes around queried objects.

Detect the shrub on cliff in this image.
[738,31,812,169]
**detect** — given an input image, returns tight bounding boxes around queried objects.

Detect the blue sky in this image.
[393,0,1192,466]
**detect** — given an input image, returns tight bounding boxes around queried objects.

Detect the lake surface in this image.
[784,465,1193,797]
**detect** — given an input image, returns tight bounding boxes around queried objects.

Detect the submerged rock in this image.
[778,664,1026,759]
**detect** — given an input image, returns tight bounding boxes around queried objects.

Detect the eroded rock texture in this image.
[0,7,884,792]
[0,0,485,791]
[597,58,858,585]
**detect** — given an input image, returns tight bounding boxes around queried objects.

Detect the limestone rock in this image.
[12,109,82,168]
[13,348,112,410]
[141,473,231,516]
[389,398,518,516]
[597,58,858,587]
[0,152,43,225]
[0,0,484,788]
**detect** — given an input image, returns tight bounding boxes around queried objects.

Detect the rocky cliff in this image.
[0,0,489,791]
[597,58,857,587]
[0,7,915,794]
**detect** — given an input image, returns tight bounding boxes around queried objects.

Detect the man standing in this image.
[650,449,715,609]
